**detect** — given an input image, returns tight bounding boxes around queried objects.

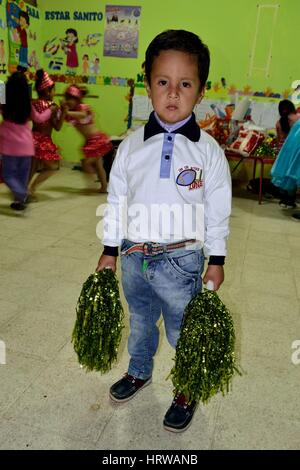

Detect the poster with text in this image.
[104,5,141,58]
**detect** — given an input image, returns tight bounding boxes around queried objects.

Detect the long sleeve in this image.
[204,146,231,256]
[101,139,129,247]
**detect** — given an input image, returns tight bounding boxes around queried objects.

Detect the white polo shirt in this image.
[102,112,231,257]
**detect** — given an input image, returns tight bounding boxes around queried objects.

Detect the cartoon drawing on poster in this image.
[0,5,6,30]
[43,36,60,56]
[28,49,39,70]
[104,5,141,58]
[43,36,63,71]
[90,54,100,75]
[0,39,6,73]
[29,30,36,40]
[48,57,64,71]
[82,53,89,75]
[0,38,5,63]
[0,17,6,29]
[6,0,30,71]
[11,10,29,68]
[60,28,79,74]
[81,33,101,48]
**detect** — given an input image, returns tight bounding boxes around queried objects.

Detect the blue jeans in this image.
[121,239,204,380]
[1,155,32,203]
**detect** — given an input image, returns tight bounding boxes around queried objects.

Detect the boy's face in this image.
[145,50,204,124]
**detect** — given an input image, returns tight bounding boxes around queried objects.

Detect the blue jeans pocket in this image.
[165,250,203,280]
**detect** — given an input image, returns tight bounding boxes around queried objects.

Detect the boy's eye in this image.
[182,82,191,88]
[158,80,167,86]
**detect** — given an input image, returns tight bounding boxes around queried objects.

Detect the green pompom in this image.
[170,289,240,404]
[72,270,124,373]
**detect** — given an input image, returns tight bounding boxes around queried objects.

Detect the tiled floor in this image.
[0,168,299,450]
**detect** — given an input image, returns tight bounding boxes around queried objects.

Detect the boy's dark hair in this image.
[145,29,210,89]
[2,72,31,124]
[66,28,78,43]
[19,11,30,26]
[279,99,296,134]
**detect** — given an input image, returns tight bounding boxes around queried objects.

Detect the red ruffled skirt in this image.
[82,132,113,159]
[33,132,61,161]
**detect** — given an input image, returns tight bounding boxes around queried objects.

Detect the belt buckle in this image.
[143,243,152,255]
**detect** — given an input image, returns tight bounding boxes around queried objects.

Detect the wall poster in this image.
[104,5,141,58]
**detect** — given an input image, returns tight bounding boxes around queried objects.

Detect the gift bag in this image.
[229,129,265,157]
[170,288,240,404]
[72,269,124,373]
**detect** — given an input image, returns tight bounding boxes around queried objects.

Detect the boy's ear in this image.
[144,79,151,98]
[197,87,205,104]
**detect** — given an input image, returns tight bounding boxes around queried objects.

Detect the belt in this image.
[122,239,198,256]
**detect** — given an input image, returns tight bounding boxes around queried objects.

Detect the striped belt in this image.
[122,239,198,256]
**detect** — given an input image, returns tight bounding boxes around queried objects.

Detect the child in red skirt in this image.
[30,69,66,199]
[64,84,113,193]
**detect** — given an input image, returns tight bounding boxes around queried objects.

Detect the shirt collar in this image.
[144,111,201,142]
[154,112,192,133]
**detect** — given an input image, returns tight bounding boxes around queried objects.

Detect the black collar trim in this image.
[144,111,201,142]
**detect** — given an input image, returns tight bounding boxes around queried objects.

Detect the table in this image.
[225,150,275,204]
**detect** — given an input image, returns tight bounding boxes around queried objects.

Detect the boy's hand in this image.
[96,254,117,273]
[203,265,224,291]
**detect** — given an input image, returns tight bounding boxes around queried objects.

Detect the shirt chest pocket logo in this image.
[176,169,196,186]
[176,167,203,190]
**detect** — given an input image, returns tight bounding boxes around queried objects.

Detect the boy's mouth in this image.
[166,105,178,111]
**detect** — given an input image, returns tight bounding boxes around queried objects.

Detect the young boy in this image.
[96,30,231,432]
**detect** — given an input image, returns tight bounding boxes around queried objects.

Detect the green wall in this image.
[2,0,300,162]
[40,0,299,92]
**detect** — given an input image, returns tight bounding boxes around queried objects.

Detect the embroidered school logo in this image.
[176,166,203,190]
[176,168,196,186]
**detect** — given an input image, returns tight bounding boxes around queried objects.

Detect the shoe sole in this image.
[109,378,152,404]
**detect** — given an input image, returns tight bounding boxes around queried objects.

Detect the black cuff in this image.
[103,245,119,257]
[208,256,225,265]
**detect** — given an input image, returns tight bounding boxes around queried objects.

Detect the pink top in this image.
[31,102,52,125]
[0,120,34,156]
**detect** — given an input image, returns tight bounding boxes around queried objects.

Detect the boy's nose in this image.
[168,84,179,98]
